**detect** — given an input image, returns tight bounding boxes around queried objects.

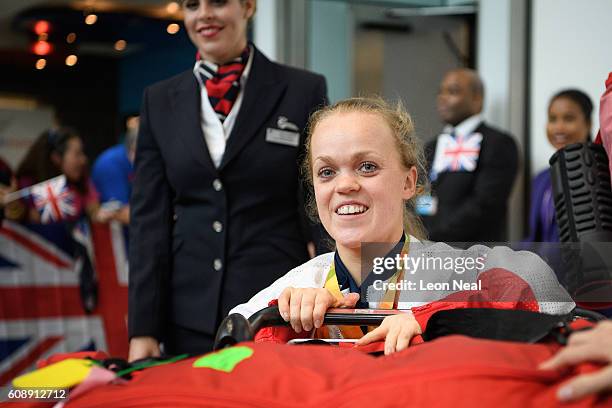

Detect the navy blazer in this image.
[129,46,327,340]
[422,122,519,242]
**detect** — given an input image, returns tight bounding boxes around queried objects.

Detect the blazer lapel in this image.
[219,46,287,171]
[170,71,217,173]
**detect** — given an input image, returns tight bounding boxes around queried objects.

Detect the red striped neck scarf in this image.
[195,47,250,122]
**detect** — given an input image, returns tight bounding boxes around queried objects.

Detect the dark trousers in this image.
[163,324,215,356]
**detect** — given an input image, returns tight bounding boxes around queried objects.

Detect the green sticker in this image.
[193,346,254,372]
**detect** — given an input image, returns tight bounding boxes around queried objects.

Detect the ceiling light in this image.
[166,2,180,14]
[114,40,127,51]
[34,20,50,35]
[167,23,180,35]
[33,41,52,56]
[66,33,77,43]
[85,14,98,25]
[66,54,78,66]
[35,59,47,70]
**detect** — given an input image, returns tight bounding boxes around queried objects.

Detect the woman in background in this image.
[526,89,593,242]
[5,127,102,223]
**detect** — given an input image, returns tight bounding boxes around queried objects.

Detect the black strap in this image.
[422,308,574,344]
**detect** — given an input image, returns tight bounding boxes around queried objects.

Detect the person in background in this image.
[128,0,327,360]
[525,89,593,242]
[538,81,612,404]
[0,156,14,221]
[91,115,139,225]
[422,68,519,242]
[5,127,106,224]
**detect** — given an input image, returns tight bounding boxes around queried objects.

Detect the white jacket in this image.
[229,241,575,319]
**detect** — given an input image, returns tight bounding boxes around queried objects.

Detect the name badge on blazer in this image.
[266,128,300,147]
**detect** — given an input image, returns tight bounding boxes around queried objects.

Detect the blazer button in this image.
[213,259,223,271]
[213,179,223,191]
[212,221,223,233]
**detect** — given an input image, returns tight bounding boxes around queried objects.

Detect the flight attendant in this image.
[128,0,328,360]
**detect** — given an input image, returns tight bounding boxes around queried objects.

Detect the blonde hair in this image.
[301,96,428,241]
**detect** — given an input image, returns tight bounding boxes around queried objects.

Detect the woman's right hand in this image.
[128,336,161,362]
[278,287,360,333]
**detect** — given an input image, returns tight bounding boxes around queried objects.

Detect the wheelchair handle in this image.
[213,305,400,350]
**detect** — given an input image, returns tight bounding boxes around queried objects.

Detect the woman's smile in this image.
[197,24,223,39]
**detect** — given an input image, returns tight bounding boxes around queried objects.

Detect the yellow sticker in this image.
[13,358,94,389]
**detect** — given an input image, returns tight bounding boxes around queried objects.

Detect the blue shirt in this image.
[92,144,133,204]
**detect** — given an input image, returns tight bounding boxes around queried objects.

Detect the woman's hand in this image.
[2,179,27,221]
[94,207,116,223]
[128,336,161,362]
[0,177,17,208]
[539,321,612,402]
[356,312,421,355]
[0,183,11,207]
[278,287,360,333]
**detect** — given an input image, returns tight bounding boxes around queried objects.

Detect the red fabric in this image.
[204,65,242,101]
[2,402,54,408]
[62,336,611,408]
[600,71,612,178]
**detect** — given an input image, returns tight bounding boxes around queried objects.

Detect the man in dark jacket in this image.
[422,68,518,242]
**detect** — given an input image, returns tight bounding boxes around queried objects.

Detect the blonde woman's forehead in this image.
[315,109,392,134]
[312,111,395,146]
[310,112,402,167]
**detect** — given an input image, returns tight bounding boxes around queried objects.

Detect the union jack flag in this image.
[0,220,128,387]
[431,132,483,181]
[30,175,78,224]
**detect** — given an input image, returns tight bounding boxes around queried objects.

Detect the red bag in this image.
[59,336,611,408]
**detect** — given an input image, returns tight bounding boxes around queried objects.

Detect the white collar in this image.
[442,113,483,138]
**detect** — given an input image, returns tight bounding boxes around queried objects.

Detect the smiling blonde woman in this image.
[231,97,574,355]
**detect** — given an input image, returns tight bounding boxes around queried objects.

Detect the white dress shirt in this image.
[442,113,483,139]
